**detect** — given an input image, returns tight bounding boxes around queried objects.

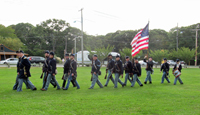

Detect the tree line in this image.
[0,19,199,64]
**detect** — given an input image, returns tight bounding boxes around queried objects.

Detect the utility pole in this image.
[176,23,179,51]
[192,24,200,66]
[79,8,84,66]
[74,37,76,59]
[65,36,67,54]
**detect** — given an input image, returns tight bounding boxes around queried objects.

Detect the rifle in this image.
[42,72,49,88]
[40,72,43,79]
[62,74,64,80]
[91,58,93,81]
[104,57,109,79]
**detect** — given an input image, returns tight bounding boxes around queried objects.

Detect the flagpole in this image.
[147,20,150,59]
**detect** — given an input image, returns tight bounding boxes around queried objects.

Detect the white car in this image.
[0,58,18,65]
[139,60,147,65]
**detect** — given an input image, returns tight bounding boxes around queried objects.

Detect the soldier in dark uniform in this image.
[63,54,80,90]
[62,53,76,89]
[173,59,183,85]
[42,51,56,88]
[41,52,60,91]
[16,50,37,92]
[160,58,170,83]
[123,56,133,86]
[143,56,154,84]
[112,55,125,88]
[89,54,103,89]
[131,58,143,87]
[104,54,115,87]
[13,51,30,90]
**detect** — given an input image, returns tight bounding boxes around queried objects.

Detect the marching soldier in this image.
[112,55,125,88]
[173,59,183,85]
[104,54,115,87]
[13,51,30,90]
[41,51,56,89]
[123,56,133,86]
[143,56,154,84]
[41,52,60,91]
[63,54,80,90]
[131,58,143,87]
[62,53,76,89]
[160,58,170,83]
[16,50,37,92]
[89,54,103,89]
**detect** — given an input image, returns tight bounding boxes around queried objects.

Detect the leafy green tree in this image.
[86,45,114,65]
[170,47,197,65]
[0,24,17,38]
[149,49,170,64]
[0,36,23,50]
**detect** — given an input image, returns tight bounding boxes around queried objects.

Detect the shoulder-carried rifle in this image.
[104,57,109,79]
[40,72,43,79]
[91,58,93,81]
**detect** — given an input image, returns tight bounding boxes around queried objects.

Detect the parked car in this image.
[139,60,158,65]
[167,60,176,66]
[28,56,45,64]
[180,61,186,66]
[0,58,18,64]
[139,60,146,65]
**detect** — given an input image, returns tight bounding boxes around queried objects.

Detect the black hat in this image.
[116,55,120,58]
[134,57,138,60]
[108,54,112,57]
[93,54,98,57]
[176,59,180,62]
[125,56,129,59]
[163,58,167,60]
[70,54,75,57]
[45,50,49,54]
[65,53,69,56]
[16,50,24,53]
[50,52,54,56]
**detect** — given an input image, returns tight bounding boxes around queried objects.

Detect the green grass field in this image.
[0,67,200,115]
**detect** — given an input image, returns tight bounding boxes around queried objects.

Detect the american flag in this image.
[131,23,149,57]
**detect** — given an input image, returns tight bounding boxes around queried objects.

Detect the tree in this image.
[149,49,170,64]
[86,45,114,65]
[170,47,197,65]
[0,24,17,38]
[38,19,69,53]
[0,36,23,50]
[119,47,132,62]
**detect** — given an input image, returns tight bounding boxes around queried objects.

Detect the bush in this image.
[54,55,62,63]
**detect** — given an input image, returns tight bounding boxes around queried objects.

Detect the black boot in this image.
[149,81,152,84]
[144,82,147,84]
[71,80,76,87]
[62,80,66,88]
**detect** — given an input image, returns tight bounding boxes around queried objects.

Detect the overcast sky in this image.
[0,0,199,35]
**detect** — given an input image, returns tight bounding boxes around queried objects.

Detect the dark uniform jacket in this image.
[132,62,141,76]
[64,58,70,74]
[113,60,123,74]
[69,59,77,75]
[48,58,56,74]
[42,57,49,72]
[107,59,114,70]
[124,60,132,73]
[173,64,182,72]
[17,58,21,73]
[143,59,153,71]
[160,62,170,72]
[18,56,31,78]
[92,59,101,73]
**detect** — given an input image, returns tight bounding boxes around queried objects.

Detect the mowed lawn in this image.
[0,66,200,115]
